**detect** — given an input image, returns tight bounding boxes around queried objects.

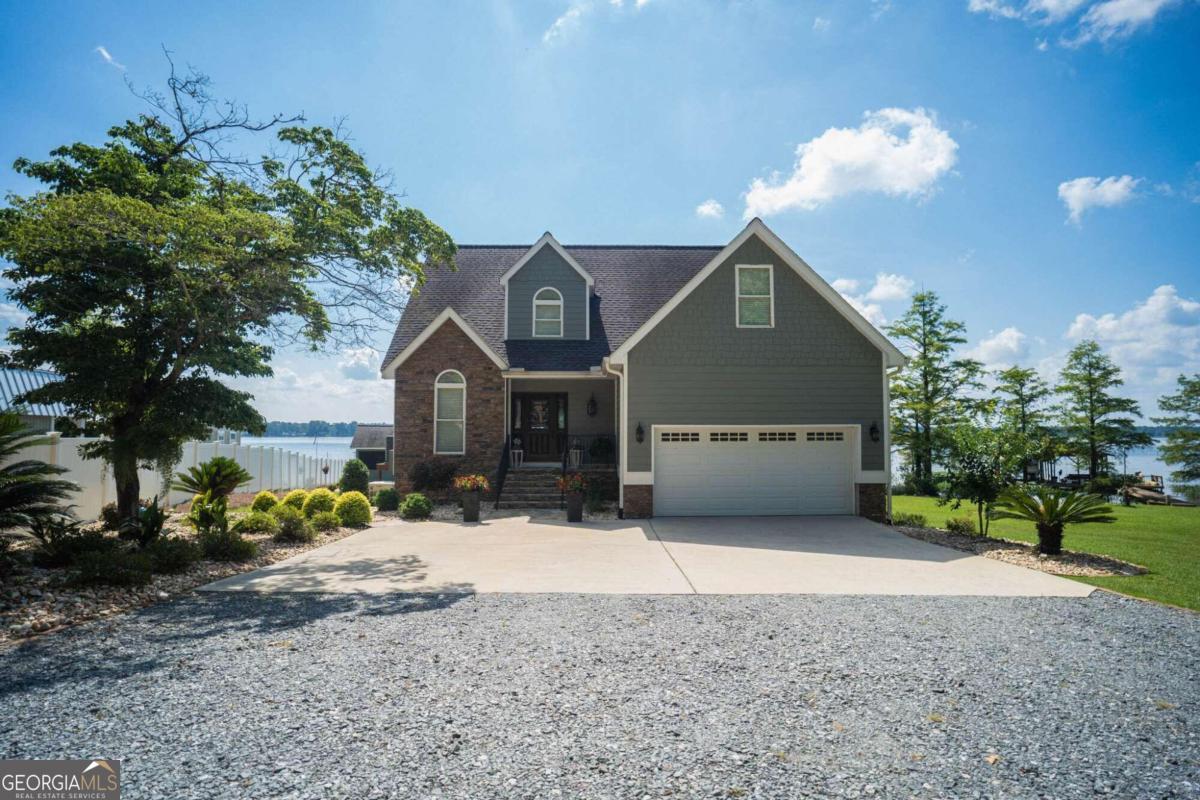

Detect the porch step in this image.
[497,500,563,509]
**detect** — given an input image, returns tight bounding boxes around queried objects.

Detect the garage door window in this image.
[806,431,845,442]
[759,431,797,442]
[736,265,774,328]
[709,431,748,442]
[661,431,700,442]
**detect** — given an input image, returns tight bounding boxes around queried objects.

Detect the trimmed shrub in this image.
[310,511,341,532]
[72,548,152,587]
[251,491,279,513]
[891,512,927,528]
[198,529,259,562]
[273,505,316,543]
[29,518,117,568]
[373,487,400,512]
[335,491,373,527]
[145,536,201,574]
[408,458,457,492]
[340,458,370,495]
[399,492,432,520]
[233,510,280,535]
[281,489,308,510]
[944,516,977,535]
[302,487,337,518]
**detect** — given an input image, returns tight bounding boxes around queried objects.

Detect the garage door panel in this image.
[653,428,853,517]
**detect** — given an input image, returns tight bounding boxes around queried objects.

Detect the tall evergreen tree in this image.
[886,291,984,488]
[1153,374,1200,488]
[992,366,1050,435]
[1055,340,1150,478]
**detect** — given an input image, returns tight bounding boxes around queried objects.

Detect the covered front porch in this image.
[504,374,618,469]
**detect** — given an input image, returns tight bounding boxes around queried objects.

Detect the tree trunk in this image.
[1036,522,1063,556]
[112,450,141,523]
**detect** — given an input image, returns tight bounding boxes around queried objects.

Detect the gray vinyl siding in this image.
[627,234,885,472]
[506,247,588,340]
[509,378,616,437]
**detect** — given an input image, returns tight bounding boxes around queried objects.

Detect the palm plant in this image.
[172,456,252,500]
[991,485,1116,555]
[0,411,77,539]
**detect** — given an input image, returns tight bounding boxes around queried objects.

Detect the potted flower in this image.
[557,472,588,522]
[453,474,490,523]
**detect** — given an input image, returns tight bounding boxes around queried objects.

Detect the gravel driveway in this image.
[2,591,1196,799]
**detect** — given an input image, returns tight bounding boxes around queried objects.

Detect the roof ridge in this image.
[456,244,723,250]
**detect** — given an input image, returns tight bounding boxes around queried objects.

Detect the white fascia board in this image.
[380,307,507,378]
[499,232,594,288]
[502,370,606,379]
[608,218,907,368]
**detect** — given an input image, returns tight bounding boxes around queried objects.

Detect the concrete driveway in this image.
[202,515,1093,597]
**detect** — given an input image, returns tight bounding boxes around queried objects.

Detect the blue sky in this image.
[1,0,1197,422]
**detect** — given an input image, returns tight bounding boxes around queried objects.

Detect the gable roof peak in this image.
[499,231,594,288]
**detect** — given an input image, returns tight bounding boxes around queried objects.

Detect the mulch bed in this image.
[894,524,1146,577]
[0,517,360,647]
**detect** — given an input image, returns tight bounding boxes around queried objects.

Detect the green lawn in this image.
[892,494,1200,611]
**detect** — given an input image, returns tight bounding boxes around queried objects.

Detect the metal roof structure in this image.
[0,368,68,418]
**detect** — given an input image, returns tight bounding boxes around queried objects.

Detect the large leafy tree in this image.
[940,422,1034,536]
[0,65,455,520]
[1055,340,1150,479]
[886,291,984,490]
[1153,373,1200,489]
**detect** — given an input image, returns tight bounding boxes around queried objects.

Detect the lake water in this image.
[895,441,1176,483]
[242,436,355,460]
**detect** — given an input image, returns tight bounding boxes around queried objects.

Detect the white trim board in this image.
[380,307,507,377]
[499,232,595,288]
[608,218,906,368]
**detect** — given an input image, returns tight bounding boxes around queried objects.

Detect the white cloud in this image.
[1065,285,1200,407]
[233,359,392,422]
[833,272,915,327]
[864,272,915,302]
[338,347,379,380]
[1036,37,1050,49]
[694,199,724,219]
[94,46,124,71]
[1026,0,1092,19]
[743,107,958,218]
[968,0,1022,18]
[1057,174,1140,223]
[967,326,1029,367]
[813,16,832,31]
[1070,0,1180,43]
[544,2,593,42]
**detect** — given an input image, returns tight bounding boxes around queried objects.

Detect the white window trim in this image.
[735,264,774,328]
[433,369,466,455]
[532,286,564,338]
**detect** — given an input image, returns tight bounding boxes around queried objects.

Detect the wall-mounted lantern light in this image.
[635,423,644,443]
[869,422,880,443]
[586,393,597,417]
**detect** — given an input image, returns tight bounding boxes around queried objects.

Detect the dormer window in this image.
[533,287,564,338]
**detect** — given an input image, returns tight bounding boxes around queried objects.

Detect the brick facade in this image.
[856,483,887,523]
[393,321,505,493]
[623,485,653,518]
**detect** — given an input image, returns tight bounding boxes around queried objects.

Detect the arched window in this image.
[532,287,563,338]
[434,370,466,454]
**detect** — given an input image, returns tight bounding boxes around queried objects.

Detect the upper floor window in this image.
[434,370,466,454]
[736,265,774,328]
[533,287,563,338]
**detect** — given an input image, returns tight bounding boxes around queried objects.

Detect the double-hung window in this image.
[533,287,563,337]
[434,370,466,454]
[736,265,774,328]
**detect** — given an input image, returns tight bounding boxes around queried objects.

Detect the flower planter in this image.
[566,491,583,522]
[462,491,481,523]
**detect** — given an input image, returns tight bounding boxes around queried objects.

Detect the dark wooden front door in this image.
[512,394,567,460]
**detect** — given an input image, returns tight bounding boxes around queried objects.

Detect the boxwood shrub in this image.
[72,548,153,587]
[302,487,337,518]
[251,490,279,513]
[373,487,399,511]
[310,511,341,532]
[198,529,259,562]
[233,510,280,535]
[280,489,308,510]
[399,492,432,520]
[334,491,373,527]
[145,536,201,574]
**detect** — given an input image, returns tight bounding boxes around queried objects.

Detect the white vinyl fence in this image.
[26,436,348,520]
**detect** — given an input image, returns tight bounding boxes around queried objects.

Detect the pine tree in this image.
[1055,341,1151,479]
[1153,374,1200,488]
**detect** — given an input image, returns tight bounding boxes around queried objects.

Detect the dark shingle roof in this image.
[351,423,393,450]
[382,245,722,372]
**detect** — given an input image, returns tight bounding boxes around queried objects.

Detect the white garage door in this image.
[653,427,854,516]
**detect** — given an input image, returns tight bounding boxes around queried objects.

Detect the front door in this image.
[512,394,567,460]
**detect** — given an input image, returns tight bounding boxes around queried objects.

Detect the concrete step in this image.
[496,500,564,509]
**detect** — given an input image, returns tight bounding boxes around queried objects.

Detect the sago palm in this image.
[991,485,1116,555]
[0,411,78,537]
[172,456,252,500]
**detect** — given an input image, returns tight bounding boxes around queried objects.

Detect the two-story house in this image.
[382,218,905,520]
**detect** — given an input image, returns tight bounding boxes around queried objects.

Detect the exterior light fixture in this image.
[635,423,644,443]
[586,393,597,417]
[869,422,880,442]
